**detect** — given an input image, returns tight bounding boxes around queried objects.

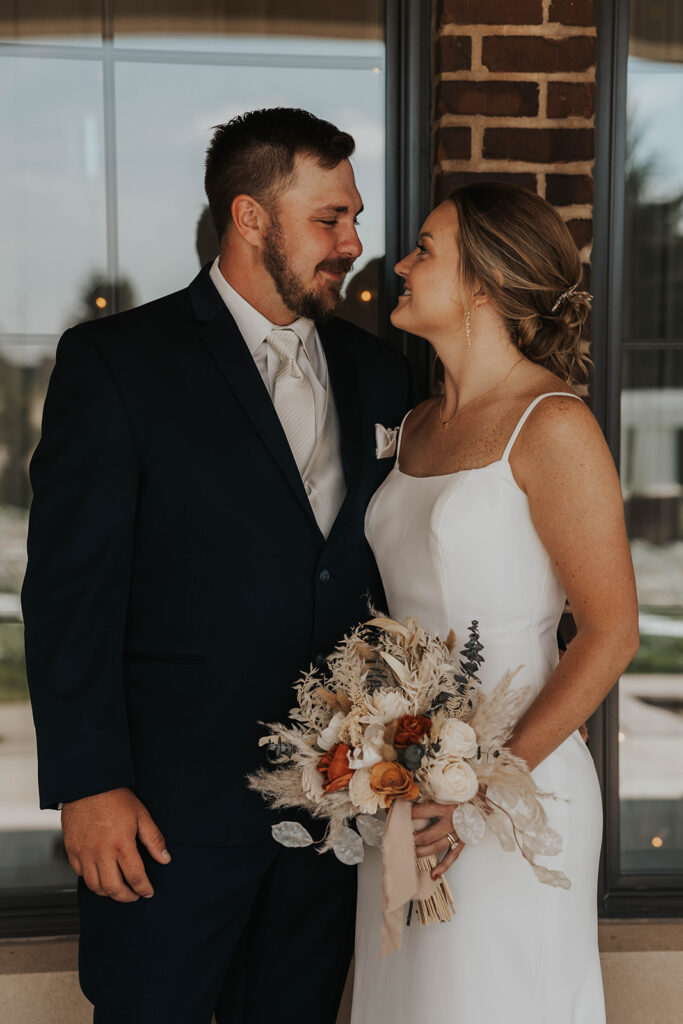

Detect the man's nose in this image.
[338,223,363,259]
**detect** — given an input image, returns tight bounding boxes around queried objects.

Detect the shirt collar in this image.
[209,257,317,365]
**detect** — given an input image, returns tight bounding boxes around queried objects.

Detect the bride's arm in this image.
[414,394,638,879]
[506,393,639,771]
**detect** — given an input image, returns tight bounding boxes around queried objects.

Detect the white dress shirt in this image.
[209,257,328,438]
[208,257,347,537]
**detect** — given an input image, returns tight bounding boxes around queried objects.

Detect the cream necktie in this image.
[267,328,316,475]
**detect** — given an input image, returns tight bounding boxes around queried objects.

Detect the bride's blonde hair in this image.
[448,184,592,385]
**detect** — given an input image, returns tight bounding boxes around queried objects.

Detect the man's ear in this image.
[230,194,270,248]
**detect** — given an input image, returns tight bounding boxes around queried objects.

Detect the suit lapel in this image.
[318,319,365,539]
[189,266,322,534]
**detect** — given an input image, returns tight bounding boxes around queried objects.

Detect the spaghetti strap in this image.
[502,391,582,463]
[395,408,413,461]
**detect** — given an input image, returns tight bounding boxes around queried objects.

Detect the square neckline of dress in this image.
[393,390,580,482]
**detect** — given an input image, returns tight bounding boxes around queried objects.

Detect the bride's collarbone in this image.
[400,385,573,477]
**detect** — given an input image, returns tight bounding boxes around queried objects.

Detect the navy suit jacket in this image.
[22,264,412,844]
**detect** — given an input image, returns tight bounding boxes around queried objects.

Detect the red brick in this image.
[483,127,594,162]
[439,0,542,25]
[436,80,538,118]
[549,0,596,27]
[435,171,538,203]
[565,218,592,249]
[435,127,472,162]
[547,82,595,118]
[483,35,596,73]
[435,34,472,74]
[546,173,593,205]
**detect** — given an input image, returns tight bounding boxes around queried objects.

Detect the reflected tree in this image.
[67,272,138,328]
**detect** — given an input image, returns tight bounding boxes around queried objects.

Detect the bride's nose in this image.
[395,254,410,277]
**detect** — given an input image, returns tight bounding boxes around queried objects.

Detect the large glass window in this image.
[617,0,683,877]
[0,0,388,911]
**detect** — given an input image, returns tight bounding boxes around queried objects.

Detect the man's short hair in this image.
[204,107,355,241]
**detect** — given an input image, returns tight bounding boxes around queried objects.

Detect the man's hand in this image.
[62,787,171,902]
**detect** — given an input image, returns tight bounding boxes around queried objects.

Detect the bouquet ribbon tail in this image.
[380,799,439,956]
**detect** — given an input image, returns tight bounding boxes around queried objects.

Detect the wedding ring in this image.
[446,832,459,850]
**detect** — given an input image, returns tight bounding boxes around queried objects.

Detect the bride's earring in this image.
[465,310,472,349]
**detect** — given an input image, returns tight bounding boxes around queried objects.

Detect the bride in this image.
[351,184,639,1023]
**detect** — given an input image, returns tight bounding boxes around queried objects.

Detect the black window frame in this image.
[592,0,683,917]
[0,0,432,940]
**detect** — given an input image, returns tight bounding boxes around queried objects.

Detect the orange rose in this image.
[317,743,354,793]
[369,760,419,807]
[394,714,431,749]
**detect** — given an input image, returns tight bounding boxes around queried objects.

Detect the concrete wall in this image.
[2,922,682,1023]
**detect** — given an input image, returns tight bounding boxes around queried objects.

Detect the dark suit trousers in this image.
[78,838,356,1023]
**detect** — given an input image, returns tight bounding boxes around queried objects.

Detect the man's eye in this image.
[319,220,337,226]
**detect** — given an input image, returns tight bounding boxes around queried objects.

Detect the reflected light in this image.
[373,67,380,74]
[360,289,372,303]
[618,731,626,743]
[95,296,108,309]
[651,835,664,848]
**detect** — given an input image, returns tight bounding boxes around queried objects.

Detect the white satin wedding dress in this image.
[351,393,606,1024]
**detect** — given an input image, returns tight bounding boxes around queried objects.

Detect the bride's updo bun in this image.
[448,184,592,385]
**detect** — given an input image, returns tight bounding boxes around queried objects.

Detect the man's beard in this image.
[262,216,354,322]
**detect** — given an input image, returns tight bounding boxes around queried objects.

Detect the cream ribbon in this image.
[380,798,439,956]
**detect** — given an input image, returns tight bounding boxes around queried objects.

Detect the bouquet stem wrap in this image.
[381,799,440,956]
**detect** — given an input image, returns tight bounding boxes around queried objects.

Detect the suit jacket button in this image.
[319,569,331,584]
[314,653,326,669]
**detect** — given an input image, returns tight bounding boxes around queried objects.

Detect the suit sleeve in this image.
[22,327,139,807]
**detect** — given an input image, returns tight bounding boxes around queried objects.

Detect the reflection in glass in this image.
[115,54,385,333]
[624,59,683,339]
[620,347,683,872]
[113,0,383,52]
[0,57,108,336]
[0,347,71,889]
[0,2,102,46]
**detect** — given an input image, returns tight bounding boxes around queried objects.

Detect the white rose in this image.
[317,711,347,751]
[348,723,392,770]
[349,767,383,814]
[361,690,411,725]
[428,757,479,803]
[439,719,478,759]
[302,762,325,803]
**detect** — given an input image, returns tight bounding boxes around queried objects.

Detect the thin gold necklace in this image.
[439,356,525,427]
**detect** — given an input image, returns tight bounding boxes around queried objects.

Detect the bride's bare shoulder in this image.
[403,397,438,436]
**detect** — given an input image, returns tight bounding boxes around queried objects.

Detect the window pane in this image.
[0,345,72,890]
[0,3,102,46]
[624,5,683,340]
[619,346,683,872]
[115,53,385,333]
[0,57,108,336]
[112,0,383,52]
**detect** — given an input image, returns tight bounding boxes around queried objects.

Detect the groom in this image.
[22,108,411,1022]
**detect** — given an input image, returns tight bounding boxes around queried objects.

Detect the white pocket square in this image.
[375,423,399,459]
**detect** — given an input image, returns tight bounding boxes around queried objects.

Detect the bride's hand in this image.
[412,800,465,879]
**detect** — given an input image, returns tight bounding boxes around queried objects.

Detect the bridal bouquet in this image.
[249,615,570,955]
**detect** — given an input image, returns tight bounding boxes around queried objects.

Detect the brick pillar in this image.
[433,0,596,271]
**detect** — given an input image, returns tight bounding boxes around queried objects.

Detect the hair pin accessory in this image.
[551,284,592,314]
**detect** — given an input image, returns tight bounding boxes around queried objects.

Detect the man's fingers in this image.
[431,840,465,880]
[97,861,140,903]
[66,851,83,877]
[118,851,154,899]
[137,811,171,865]
[82,860,106,897]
